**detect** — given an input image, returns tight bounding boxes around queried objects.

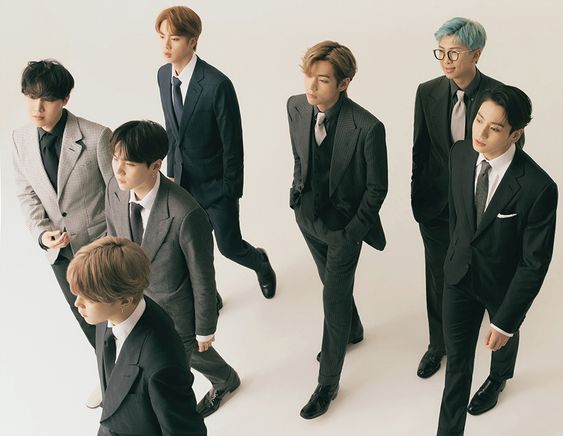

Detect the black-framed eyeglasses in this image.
[433,48,473,61]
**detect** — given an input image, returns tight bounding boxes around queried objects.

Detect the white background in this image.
[1,1,562,435]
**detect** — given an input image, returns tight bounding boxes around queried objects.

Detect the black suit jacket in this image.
[96,297,206,436]
[411,71,517,223]
[158,58,244,208]
[445,140,557,333]
[287,94,388,249]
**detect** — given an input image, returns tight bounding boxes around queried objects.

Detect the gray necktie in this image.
[172,76,183,125]
[475,161,492,227]
[315,112,327,146]
[451,90,466,142]
[130,203,144,245]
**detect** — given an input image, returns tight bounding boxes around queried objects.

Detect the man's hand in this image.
[485,328,510,352]
[41,230,70,249]
[197,335,215,352]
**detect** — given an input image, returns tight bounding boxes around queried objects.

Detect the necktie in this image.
[40,131,59,191]
[475,161,492,227]
[451,90,466,142]
[172,76,184,126]
[314,112,327,146]
[130,203,144,245]
[103,327,116,387]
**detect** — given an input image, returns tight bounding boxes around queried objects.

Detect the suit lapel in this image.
[57,112,83,197]
[473,150,524,240]
[292,98,313,185]
[330,99,359,195]
[460,146,478,235]
[142,175,173,262]
[178,58,204,140]
[113,185,133,240]
[429,78,452,149]
[160,64,180,137]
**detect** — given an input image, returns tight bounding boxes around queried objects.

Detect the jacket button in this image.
[62,212,67,217]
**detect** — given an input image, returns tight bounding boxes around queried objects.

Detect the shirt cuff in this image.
[491,323,514,337]
[196,333,215,343]
[38,230,49,250]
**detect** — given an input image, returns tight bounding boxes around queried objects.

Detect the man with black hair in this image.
[105,120,240,418]
[437,84,557,435]
[12,59,112,351]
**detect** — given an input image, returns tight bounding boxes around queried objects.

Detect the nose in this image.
[74,295,82,308]
[31,99,44,113]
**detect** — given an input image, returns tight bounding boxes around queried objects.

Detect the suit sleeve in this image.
[11,131,54,243]
[345,121,388,242]
[214,78,244,198]
[179,208,218,336]
[148,366,207,436]
[492,182,558,332]
[97,127,113,185]
[287,97,302,209]
[104,177,117,237]
[411,85,431,207]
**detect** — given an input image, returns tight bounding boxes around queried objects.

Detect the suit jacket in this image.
[12,111,113,263]
[158,58,244,208]
[105,174,218,337]
[96,297,206,436]
[287,94,388,250]
[445,140,557,333]
[410,70,517,224]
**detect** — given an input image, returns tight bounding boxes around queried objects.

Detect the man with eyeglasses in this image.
[410,17,524,415]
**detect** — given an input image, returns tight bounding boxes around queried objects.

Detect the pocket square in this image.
[497,213,517,219]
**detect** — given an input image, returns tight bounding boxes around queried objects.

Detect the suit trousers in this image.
[296,210,363,385]
[146,289,237,391]
[418,207,449,354]
[205,195,263,273]
[51,254,96,348]
[437,273,520,435]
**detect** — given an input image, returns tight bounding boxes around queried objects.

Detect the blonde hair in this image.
[67,236,149,303]
[155,6,202,50]
[301,40,357,85]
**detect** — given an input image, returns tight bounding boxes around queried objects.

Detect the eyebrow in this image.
[438,45,465,50]
[477,111,505,127]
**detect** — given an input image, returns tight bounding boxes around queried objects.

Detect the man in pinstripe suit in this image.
[287,41,388,419]
[12,59,113,350]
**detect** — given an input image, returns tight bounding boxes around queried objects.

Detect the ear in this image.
[62,95,70,106]
[510,128,524,143]
[189,37,198,50]
[472,48,483,64]
[120,296,134,309]
[151,159,162,173]
[338,78,351,93]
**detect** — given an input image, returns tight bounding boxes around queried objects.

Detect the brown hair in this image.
[301,40,357,85]
[67,236,149,304]
[155,6,202,50]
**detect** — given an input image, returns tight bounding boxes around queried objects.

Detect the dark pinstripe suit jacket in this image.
[287,94,388,250]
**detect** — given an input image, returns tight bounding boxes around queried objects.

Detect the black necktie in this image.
[172,76,184,126]
[130,203,144,245]
[40,131,59,191]
[475,161,492,227]
[103,327,116,387]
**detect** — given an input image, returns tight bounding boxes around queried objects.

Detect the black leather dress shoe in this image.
[467,377,506,415]
[316,334,364,362]
[256,248,276,299]
[416,350,444,378]
[300,384,339,419]
[216,293,223,314]
[196,374,241,418]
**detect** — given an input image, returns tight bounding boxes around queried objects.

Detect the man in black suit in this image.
[437,85,557,436]
[155,6,275,301]
[287,41,388,419]
[410,17,524,381]
[68,236,206,436]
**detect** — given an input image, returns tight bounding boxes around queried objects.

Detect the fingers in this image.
[197,340,213,353]
[484,330,492,346]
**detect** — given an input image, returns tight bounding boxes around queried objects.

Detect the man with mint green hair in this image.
[410,16,524,414]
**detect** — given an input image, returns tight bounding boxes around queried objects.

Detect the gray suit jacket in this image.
[12,111,112,263]
[105,174,218,337]
[287,94,388,250]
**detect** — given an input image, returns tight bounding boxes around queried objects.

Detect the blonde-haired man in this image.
[287,41,388,419]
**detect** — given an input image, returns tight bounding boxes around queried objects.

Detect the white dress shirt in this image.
[474,143,516,337]
[172,54,198,105]
[107,298,147,361]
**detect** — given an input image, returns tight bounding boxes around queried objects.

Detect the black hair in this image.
[480,85,532,132]
[110,120,169,166]
[21,59,74,101]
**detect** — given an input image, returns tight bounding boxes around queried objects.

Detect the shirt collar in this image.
[129,172,161,209]
[476,143,516,171]
[108,297,146,342]
[171,54,198,84]
[313,94,344,124]
[38,109,68,141]
[450,68,482,99]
